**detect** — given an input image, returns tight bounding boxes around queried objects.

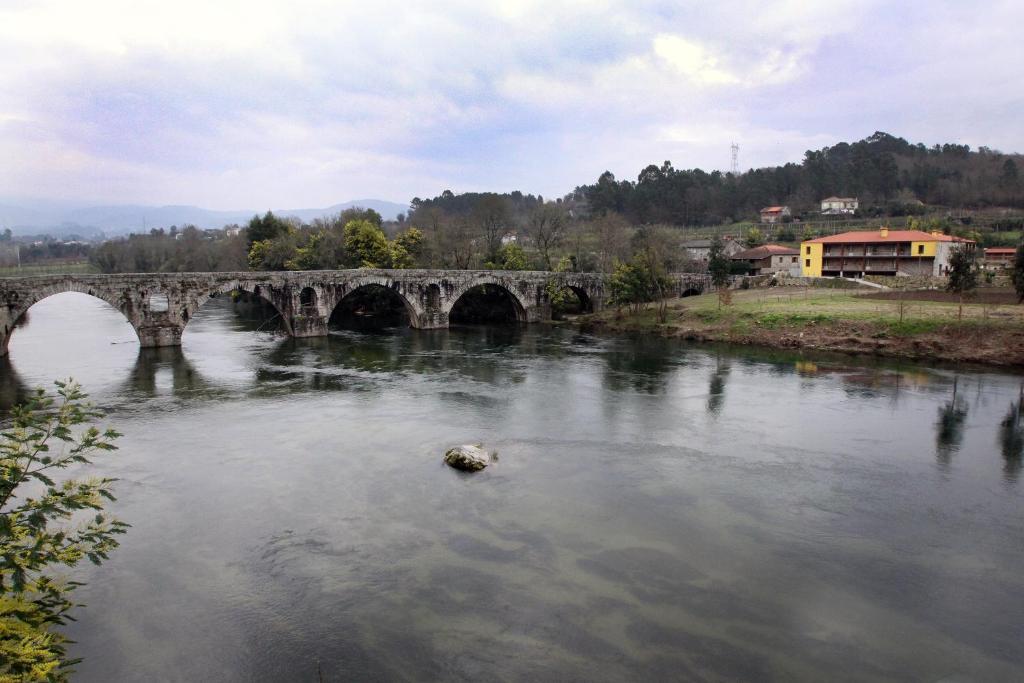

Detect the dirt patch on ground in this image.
[858,289,1020,305]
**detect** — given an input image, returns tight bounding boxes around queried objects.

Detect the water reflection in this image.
[3,294,1024,682]
[123,346,210,397]
[936,378,969,469]
[707,354,730,417]
[0,355,30,410]
[999,388,1024,483]
[601,335,679,394]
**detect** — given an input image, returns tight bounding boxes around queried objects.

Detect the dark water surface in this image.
[2,293,1023,682]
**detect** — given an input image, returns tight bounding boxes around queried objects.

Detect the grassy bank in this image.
[580,287,1024,367]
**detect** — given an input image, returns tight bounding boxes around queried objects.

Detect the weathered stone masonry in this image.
[0,269,713,356]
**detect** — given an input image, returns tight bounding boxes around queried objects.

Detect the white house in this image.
[820,196,859,214]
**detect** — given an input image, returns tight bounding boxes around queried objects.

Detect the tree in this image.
[593,213,630,272]
[429,215,475,270]
[608,260,648,313]
[487,243,527,271]
[1,381,128,679]
[946,243,978,319]
[708,236,732,308]
[526,204,565,270]
[390,228,424,269]
[343,220,390,268]
[472,195,510,264]
[608,252,670,314]
[0,229,11,243]
[744,227,765,248]
[248,232,298,271]
[245,211,289,248]
[1001,158,1019,187]
[1012,242,1024,304]
[338,207,383,228]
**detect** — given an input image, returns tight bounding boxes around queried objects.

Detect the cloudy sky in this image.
[1,0,1021,210]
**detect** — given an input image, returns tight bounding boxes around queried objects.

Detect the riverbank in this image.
[578,287,1024,367]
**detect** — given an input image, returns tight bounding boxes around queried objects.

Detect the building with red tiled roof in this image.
[984,247,1017,269]
[759,206,791,224]
[730,244,801,275]
[800,227,975,277]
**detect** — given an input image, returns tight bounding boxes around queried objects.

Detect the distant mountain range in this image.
[0,198,410,238]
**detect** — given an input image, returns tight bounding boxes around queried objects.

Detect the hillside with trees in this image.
[572,131,1023,225]
[68,132,1024,276]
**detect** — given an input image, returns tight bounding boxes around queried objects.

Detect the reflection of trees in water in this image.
[936,378,968,469]
[0,356,30,412]
[707,355,730,417]
[601,337,678,394]
[257,326,532,392]
[998,388,1024,483]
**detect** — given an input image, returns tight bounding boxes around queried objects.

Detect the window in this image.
[917,244,925,255]
[805,246,811,254]
[805,259,811,267]
[791,257,797,263]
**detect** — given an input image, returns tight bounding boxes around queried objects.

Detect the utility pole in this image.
[730,142,739,175]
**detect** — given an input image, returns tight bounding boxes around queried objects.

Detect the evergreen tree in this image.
[708,236,732,308]
[946,244,978,319]
[1012,242,1024,304]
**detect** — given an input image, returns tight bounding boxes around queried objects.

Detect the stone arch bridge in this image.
[0,269,714,356]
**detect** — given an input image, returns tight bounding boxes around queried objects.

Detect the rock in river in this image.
[444,445,489,472]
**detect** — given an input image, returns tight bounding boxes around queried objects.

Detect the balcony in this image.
[823,246,914,258]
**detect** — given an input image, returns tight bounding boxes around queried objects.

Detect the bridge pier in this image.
[412,309,449,330]
[136,322,185,349]
[290,314,328,338]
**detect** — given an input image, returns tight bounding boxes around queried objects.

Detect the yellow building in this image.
[800,228,974,278]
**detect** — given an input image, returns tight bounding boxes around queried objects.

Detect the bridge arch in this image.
[2,286,140,354]
[299,286,317,312]
[446,278,529,324]
[183,279,292,334]
[329,279,421,329]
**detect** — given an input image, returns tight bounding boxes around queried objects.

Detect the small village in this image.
[682,195,1013,280]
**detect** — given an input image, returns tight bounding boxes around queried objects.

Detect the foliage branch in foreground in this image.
[1,381,127,681]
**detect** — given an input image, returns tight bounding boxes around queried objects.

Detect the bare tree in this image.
[429,214,475,269]
[472,195,510,263]
[526,203,565,270]
[595,213,630,273]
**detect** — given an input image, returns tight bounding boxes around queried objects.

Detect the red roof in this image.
[804,230,974,245]
[760,206,786,213]
[985,247,1016,254]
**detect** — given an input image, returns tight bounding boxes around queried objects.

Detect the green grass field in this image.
[606,286,1024,339]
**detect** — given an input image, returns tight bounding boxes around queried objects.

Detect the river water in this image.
[2,293,1022,682]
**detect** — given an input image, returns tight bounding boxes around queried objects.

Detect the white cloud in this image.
[652,35,739,85]
[0,0,1021,208]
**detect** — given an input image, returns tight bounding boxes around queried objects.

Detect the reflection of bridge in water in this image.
[0,269,714,355]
